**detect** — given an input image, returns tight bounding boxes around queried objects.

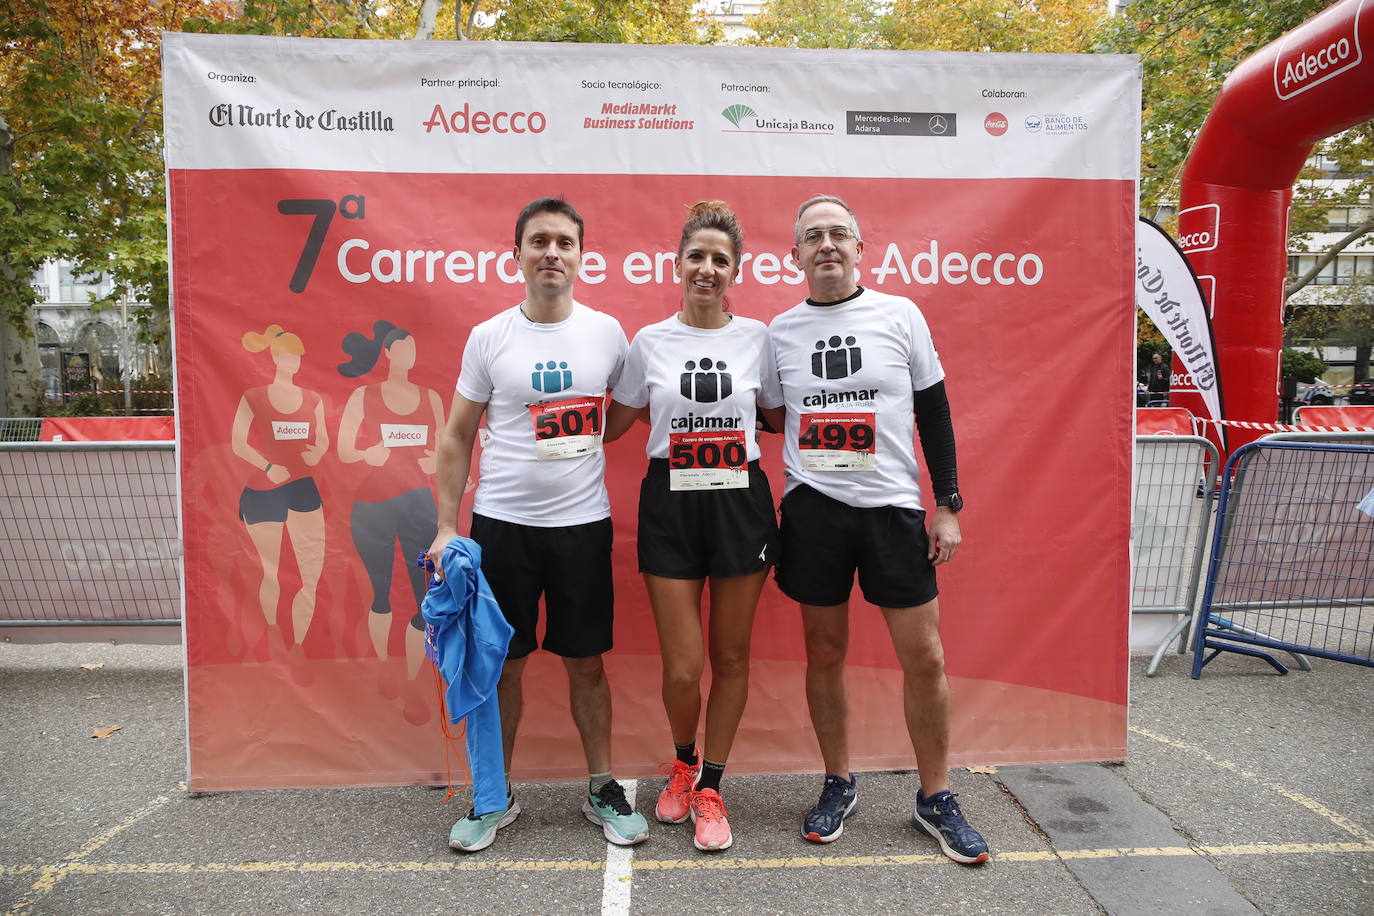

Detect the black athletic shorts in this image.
[238,477,322,525]
[637,459,778,579]
[776,484,938,609]
[469,513,614,659]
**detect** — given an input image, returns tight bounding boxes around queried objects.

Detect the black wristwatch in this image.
[935,492,964,513]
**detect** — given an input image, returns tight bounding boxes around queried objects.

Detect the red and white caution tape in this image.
[91,389,174,395]
[1195,417,1374,433]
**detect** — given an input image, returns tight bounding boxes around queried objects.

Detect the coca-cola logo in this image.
[984,112,1008,136]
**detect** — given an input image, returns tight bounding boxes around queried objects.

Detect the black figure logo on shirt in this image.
[812,336,862,380]
[532,359,572,394]
[681,358,732,403]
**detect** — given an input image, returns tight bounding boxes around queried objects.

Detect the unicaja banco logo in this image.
[532,359,572,394]
[681,357,732,402]
[721,104,757,128]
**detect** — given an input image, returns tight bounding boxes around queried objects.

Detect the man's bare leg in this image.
[881,599,949,796]
[563,654,612,776]
[801,602,851,775]
[498,654,529,770]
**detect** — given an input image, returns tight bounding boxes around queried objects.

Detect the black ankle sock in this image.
[674,742,698,767]
[695,759,726,793]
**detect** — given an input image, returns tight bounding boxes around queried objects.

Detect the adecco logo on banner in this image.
[1177,203,1220,253]
[1273,4,1363,100]
[422,103,546,134]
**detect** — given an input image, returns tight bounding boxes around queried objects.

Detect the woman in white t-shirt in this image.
[606,201,784,852]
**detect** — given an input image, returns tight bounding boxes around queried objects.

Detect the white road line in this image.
[601,779,637,916]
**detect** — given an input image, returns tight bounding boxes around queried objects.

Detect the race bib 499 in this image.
[798,412,876,472]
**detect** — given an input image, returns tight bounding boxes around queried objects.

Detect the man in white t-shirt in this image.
[427,198,648,853]
[769,195,988,864]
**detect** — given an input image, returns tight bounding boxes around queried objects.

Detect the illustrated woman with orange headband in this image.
[231,325,328,664]
[337,320,446,723]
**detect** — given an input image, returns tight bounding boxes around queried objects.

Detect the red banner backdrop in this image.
[40,416,175,441]
[164,36,1140,790]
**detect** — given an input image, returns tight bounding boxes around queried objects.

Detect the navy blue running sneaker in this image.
[913,790,989,864]
[802,774,858,843]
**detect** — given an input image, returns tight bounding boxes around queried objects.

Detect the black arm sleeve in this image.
[912,380,957,499]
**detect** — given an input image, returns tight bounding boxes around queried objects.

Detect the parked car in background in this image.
[1350,378,1374,405]
[1298,380,1335,405]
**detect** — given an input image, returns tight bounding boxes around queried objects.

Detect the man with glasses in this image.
[768,195,988,864]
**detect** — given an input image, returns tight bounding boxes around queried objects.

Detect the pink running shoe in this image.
[656,760,698,824]
[690,788,733,851]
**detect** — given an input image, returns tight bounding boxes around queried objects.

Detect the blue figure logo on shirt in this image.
[680,357,732,403]
[532,359,572,394]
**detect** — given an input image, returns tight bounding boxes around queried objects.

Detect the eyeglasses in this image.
[799,225,858,246]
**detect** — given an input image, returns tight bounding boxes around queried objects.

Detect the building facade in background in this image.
[29,261,157,404]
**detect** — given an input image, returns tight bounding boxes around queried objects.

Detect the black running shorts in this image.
[777,484,938,609]
[238,477,323,525]
[469,513,614,659]
[637,459,778,580]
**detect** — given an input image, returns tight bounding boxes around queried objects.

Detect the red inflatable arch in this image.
[1174,0,1374,448]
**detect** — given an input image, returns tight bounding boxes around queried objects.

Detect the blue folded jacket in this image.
[421,536,514,814]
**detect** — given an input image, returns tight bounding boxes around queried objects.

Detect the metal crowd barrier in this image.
[1133,435,1220,676]
[0,441,181,626]
[1264,430,1374,444]
[0,418,43,442]
[1192,441,1374,676]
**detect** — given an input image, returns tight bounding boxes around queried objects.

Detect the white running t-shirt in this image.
[614,314,782,464]
[457,302,629,526]
[769,287,944,510]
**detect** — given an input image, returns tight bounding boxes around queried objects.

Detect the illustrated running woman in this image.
[230,325,328,664]
[337,320,446,723]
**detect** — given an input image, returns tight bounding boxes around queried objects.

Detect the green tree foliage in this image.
[747,0,888,49]
[1288,271,1374,380]
[1100,0,1331,216]
[882,0,1107,53]
[483,0,719,44]
[1,0,246,411]
[1285,125,1374,298]
[0,0,717,413]
[1280,347,1328,384]
[183,0,424,39]
[749,0,1106,52]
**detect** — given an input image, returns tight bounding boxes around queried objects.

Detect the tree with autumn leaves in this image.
[0,0,718,413]
[4,0,1369,412]
[1103,0,1372,375]
[1,1,244,413]
[749,0,1105,53]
